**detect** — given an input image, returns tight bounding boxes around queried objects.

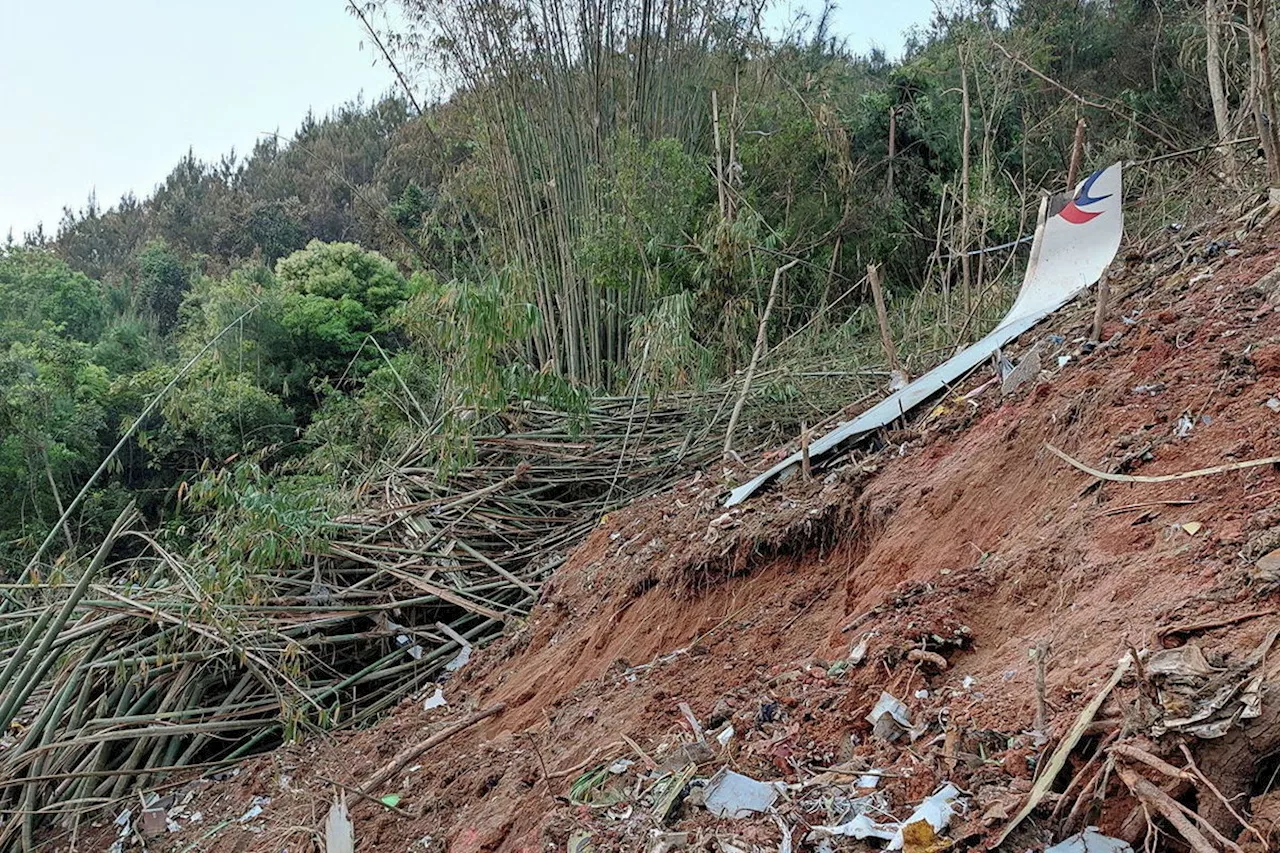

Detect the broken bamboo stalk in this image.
[1090,273,1110,343]
[867,264,903,382]
[800,422,812,481]
[996,654,1131,846]
[1066,117,1086,190]
[1117,766,1233,853]
[1047,443,1280,483]
[723,258,801,458]
[362,703,505,794]
[1033,638,1051,735]
[1178,743,1270,851]
[1111,742,1194,782]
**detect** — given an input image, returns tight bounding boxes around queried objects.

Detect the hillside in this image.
[53,202,1280,852]
[9,1,1280,851]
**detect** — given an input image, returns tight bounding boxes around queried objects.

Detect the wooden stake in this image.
[1033,638,1051,734]
[867,264,903,380]
[1090,272,1109,343]
[1066,117,1086,190]
[959,49,973,305]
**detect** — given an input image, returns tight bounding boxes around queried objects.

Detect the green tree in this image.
[136,239,193,333]
[276,240,414,394]
[0,248,105,344]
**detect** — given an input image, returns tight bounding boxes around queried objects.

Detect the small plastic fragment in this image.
[701,768,779,818]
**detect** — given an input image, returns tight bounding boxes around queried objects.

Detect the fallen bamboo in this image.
[0,363,871,840]
[867,264,903,380]
[724,257,801,458]
[1111,743,1195,782]
[362,703,506,793]
[1047,443,1280,483]
[996,655,1131,846]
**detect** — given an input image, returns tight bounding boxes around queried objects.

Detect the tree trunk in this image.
[1207,0,1240,183]
[1249,0,1280,186]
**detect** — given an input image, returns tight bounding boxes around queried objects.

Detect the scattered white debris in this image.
[437,622,474,672]
[716,725,735,746]
[812,812,898,842]
[387,618,424,660]
[607,758,634,774]
[1045,827,1134,853]
[423,686,447,710]
[856,772,882,789]
[775,814,794,853]
[849,636,870,665]
[324,796,355,853]
[1175,413,1194,438]
[888,784,964,851]
[866,692,912,729]
[445,643,472,671]
[237,796,270,823]
[702,768,781,818]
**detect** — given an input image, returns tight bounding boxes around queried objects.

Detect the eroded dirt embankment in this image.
[70,225,1280,853]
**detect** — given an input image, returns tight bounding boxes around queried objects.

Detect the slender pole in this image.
[959,49,973,310]
[867,264,904,381]
[886,106,896,198]
[1091,273,1110,343]
[711,90,726,221]
[346,1,425,118]
[1206,0,1239,183]
[1066,117,1086,190]
[723,258,801,458]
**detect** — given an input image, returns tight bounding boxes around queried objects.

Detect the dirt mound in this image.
[63,222,1280,852]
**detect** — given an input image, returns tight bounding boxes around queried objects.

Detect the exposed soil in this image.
[59,219,1280,852]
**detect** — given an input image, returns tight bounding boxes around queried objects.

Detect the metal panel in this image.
[725,162,1124,507]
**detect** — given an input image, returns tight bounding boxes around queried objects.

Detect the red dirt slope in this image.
[73,219,1280,852]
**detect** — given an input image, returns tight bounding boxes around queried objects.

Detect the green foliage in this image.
[0,332,110,546]
[180,462,345,594]
[136,239,193,333]
[0,248,105,343]
[276,240,414,388]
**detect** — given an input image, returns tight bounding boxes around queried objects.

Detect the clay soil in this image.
[62,220,1280,852]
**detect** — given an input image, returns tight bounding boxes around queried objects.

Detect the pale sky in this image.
[0,0,933,239]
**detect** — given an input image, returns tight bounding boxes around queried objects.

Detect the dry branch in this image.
[1047,443,1280,483]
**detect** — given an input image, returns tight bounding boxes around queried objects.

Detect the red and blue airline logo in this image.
[1059,167,1111,224]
